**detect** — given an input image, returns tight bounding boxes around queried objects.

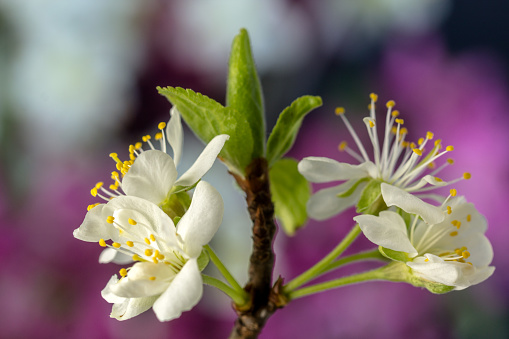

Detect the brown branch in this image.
[229,158,287,339]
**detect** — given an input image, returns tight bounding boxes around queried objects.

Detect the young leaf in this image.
[269,158,311,236]
[226,28,265,159]
[157,86,253,175]
[266,95,322,166]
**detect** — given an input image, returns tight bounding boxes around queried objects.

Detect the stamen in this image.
[128,218,137,225]
[106,216,115,224]
[447,206,452,215]
[126,241,134,247]
[467,214,471,222]
[158,122,167,130]
[99,239,107,247]
[112,242,121,248]
[446,145,454,152]
[386,100,396,108]
[338,141,348,151]
[149,276,156,281]
[450,231,458,237]
[391,110,400,117]
[450,189,457,197]
[119,268,127,277]
[463,172,472,180]
[335,107,345,115]
[144,238,151,245]
[150,234,156,242]
[412,149,423,156]
[145,249,153,256]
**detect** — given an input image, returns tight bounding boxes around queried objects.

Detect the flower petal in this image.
[381,183,444,224]
[407,254,466,287]
[298,157,375,183]
[354,211,418,256]
[407,175,449,191]
[101,275,126,304]
[307,180,365,220]
[110,295,159,321]
[110,262,176,298]
[174,135,229,187]
[122,150,177,205]
[73,204,117,242]
[177,181,223,257]
[98,248,133,264]
[153,258,203,322]
[166,107,184,167]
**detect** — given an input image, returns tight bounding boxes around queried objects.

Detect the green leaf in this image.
[269,158,311,235]
[266,95,322,166]
[226,28,265,159]
[379,246,411,263]
[356,180,387,215]
[157,86,253,175]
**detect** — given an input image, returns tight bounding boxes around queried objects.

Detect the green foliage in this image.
[227,29,265,159]
[378,246,411,263]
[266,96,322,166]
[157,86,253,175]
[356,180,387,215]
[269,158,311,235]
[197,249,210,271]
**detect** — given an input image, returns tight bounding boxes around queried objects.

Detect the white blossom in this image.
[298,93,470,220]
[74,181,224,321]
[354,186,494,290]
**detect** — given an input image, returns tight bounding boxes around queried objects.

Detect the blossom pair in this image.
[298,94,494,290]
[74,108,228,320]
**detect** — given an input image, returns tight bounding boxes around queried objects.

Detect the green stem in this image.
[319,249,387,275]
[283,224,362,293]
[202,275,247,306]
[287,267,387,300]
[205,245,245,295]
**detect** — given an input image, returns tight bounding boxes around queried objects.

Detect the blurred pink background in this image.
[1,1,508,338]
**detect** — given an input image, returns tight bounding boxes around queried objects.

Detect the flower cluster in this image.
[298,94,494,291]
[74,108,229,320]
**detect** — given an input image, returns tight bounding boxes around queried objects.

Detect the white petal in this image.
[381,183,444,224]
[73,204,117,242]
[298,157,375,183]
[407,255,465,287]
[110,262,176,298]
[407,175,449,191]
[461,266,495,288]
[107,196,178,248]
[98,248,133,264]
[307,180,365,220]
[110,295,159,321]
[122,150,177,205]
[354,211,418,257]
[175,135,229,187]
[153,258,203,322]
[167,107,183,167]
[101,275,126,304]
[177,181,223,258]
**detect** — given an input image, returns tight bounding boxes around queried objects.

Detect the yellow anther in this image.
[426,131,434,140]
[145,249,153,256]
[427,162,436,169]
[386,100,396,108]
[109,184,116,190]
[128,218,137,225]
[455,248,462,255]
[95,182,104,189]
[368,120,375,128]
[462,251,471,259]
[434,139,442,147]
[129,153,136,161]
[434,177,443,182]
[135,142,142,149]
[154,250,160,257]
[335,107,345,115]
[368,103,374,110]
[401,141,409,148]
[391,110,400,117]
[119,268,127,277]
[153,257,159,263]
[112,242,121,248]
[87,203,100,211]
[132,254,142,261]
[111,171,119,179]
[370,93,378,102]
[338,141,348,151]
[450,231,458,237]
[418,138,424,145]
[391,126,398,134]
[451,220,461,228]
[447,206,452,215]
[116,163,122,171]
[126,241,134,247]
[150,234,156,242]
[157,254,165,260]
[467,214,471,222]
[144,238,151,245]
[99,239,107,247]
[155,132,163,140]
[129,144,135,153]
[106,216,115,224]
[399,127,408,135]
[395,118,404,125]
[412,149,423,156]
[409,142,416,149]
[90,187,98,197]
[149,276,156,281]
[158,122,167,130]
[424,258,429,262]
[467,262,473,265]
[450,189,457,197]
[446,145,454,152]
[447,158,454,165]
[142,135,151,142]
[463,172,472,180]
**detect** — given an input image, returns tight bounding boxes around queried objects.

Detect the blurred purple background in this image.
[1,1,508,338]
